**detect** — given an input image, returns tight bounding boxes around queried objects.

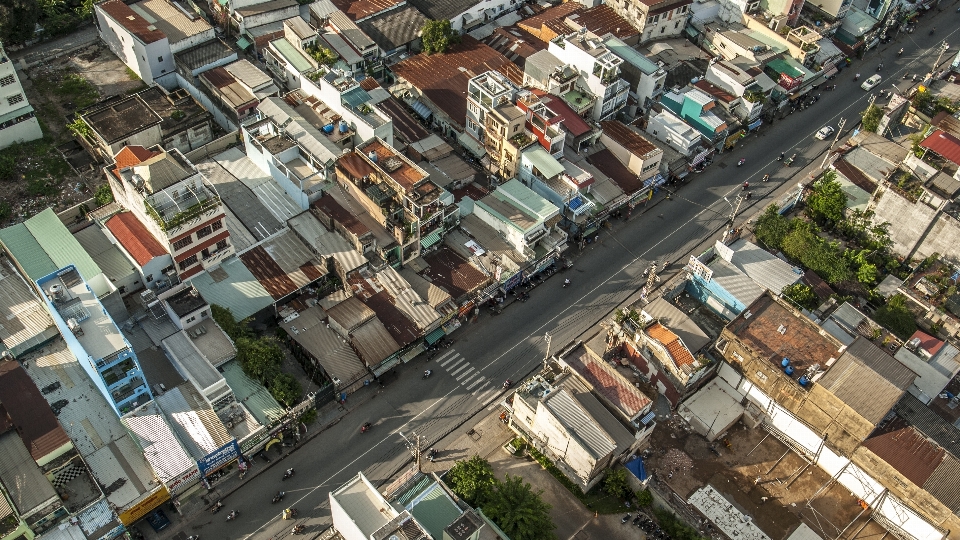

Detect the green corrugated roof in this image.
[272,38,315,73]
[189,257,273,320]
[0,223,58,281]
[766,58,804,78]
[497,177,559,222]
[24,208,102,282]
[220,360,285,425]
[406,483,462,540]
[603,36,660,75]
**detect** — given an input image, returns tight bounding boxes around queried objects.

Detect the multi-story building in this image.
[516,91,566,158]
[37,265,153,416]
[0,42,42,150]
[605,0,692,44]
[482,101,534,180]
[106,145,234,280]
[660,88,728,149]
[547,32,630,122]
[465,70,519,147]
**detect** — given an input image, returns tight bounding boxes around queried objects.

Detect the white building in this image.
[330,472,430,540]
[0,42,42,150]
[409,0,521,33]
[96,0,215,87]
[645,108,703,157]
[547,32,630,122]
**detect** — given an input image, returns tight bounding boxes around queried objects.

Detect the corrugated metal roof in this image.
[373,266,441,331]
[358,5,428,51]
[817,337,915,425]
[923,452,960,513]
[562,342,651,419]
[895,393,960,458]
[520,147,565,182]
[0,255,55,357]
[327,10,376,50]
[351,317,401,366]
[543,388,616,459]
[121,401,196,482]
[188,256,273,320]
[601,120,660,159]
[24,208,102,283]
[0,431,59,514]
[194,151,285,240]
[23,339,155,509]
[73,224,139,285]
[155,384,233,459]
[405,482,463,540]
[327,296,375,332]
[727,239,801,295]
[271,38,316,73]
[280,306,366,383]
[224,59,274,92]
[321,31,364,66]
[288,211,367,274]
[78,497,117,535]
[0,360,72,462]
[220,360,285,425]
[239,229,327,301]
[642,297,710,352]
[0,223,58,281]
[256,98,340,168]
[709,257,765,308]
[399,269,451,309]
[862,417,944,486]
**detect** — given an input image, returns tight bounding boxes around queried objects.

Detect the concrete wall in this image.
[175,73,240,132]
[102,124,164,156]
[184,130,240,163]
[640,5,689,43]
[0,115,42,150]
[96,6,172,84]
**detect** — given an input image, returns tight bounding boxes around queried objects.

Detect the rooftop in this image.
[121,401,194,483]
[496,177,559,222]
[647,322,700,372]
[224,59,278,98]
[518,2,583,36]
[327,10,377,50]
[105,212,168,266]
[725,293,845,375]
[188,256,273,320]
[128,0,212,44]
[536,92,592,138]
[270,37,317,74]
[238,229,327,302]
[82,94,162,145]
[403,480,463,540]
[235,0,297,16]
[359,5,428,51]
[0,359,71,462]
[331,472,399,537]
[175,38,235,72]
[392,36,523,130]
[154,383,232,459]
[163,285,207,318]
[22,340,157,510]
[161,331,224,392]
[483,26,546,68]
[98,0,165,43]
[602,35,660,75]
[642,297,711,352]
[0,255,56,358]
[220,361,284,425]
[331,0,400,20]
[561,338,652,420]
[564,5,638,41]
[723,239,801,296]
[280,305,367,383]
[421,247,488,300]
[374,95,431,144]
[600,120,660,159]
[587,148,643,195]
[287,211,367,275]
[350,316,403,366]
[257,97,341,167]
[360,139,428,192]
[862,416,944,486]
[921,130,960,166]
[347,271,421,347]
[0,431,59,515]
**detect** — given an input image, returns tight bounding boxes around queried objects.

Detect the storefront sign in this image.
[166,466,200,495]
[198,440,241,477]
[118,487,171,525]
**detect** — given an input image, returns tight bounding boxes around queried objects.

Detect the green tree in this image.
[861,104,883,133]
[806,171,847,226]
[94,184,114,206]
[782,283,818,309]
[636,488,653,508]
[872,294,917,340]
[753,205,791,250]
[270,372,302,407]
[447,455,497,506]
[421,20,460,55]
[603,468,630,499]
[0,0,41,45]
[483,474,556,540]
[236,337,284,383]
[211,304,252,340]
[305,43,338,66]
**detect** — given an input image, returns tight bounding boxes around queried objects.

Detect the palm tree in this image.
[482,475,556,540]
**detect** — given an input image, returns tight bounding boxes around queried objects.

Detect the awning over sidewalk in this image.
[424,327,446,345]
[411,100,433,120]
[237,36,252,50]
[458,132,486,158]
[420,230,442,249]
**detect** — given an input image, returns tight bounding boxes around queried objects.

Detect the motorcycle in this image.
[282,468,295,480]
[428,448,438,462]
[898,48,904,56]
[226,510,238,522]
[211,501,223,514]
[777,152,784,161]
[272,492,285,504]
[930,28,935,35]
[742,182,749,190]
[282,508,298,520]
[423,370,432,379]
[361,422,372,433]
[292,525,306,535]
[737,158,746,166]
[503,380,513,389]
[854,73,860,81]
[762,174,770,182]
[622,514,632,524]
[876,63,883,72]
[562,279,570,288]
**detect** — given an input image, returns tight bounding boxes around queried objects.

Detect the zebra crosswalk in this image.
[435,350,500,404]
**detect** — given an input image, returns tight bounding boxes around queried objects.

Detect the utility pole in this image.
[543,332,551,370]
[931,41,950,77]
[399,431,425,472]
[820,117,846,169]
[720,195,744,243]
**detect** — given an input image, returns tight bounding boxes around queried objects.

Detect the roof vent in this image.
[147,25,157,31]
[777,324,787,334]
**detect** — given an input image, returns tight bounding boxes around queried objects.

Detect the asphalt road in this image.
[193,16,960,540]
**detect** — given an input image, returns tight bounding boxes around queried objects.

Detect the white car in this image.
[815,126,835,140]
[861,74,881,90]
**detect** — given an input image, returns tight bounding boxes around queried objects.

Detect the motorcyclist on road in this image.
[854,73,860,81]
[899,47,904,55]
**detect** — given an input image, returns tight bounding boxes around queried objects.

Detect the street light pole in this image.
[820,117,846,169]
[399,431,424,472]
[543,332,551,370]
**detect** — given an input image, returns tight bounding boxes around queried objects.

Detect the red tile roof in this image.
[114,145,160,169]
[0,360,71,462]
[920,130,960,166]
[909,330,945,356]
[646,322,696,368]
[537,92,592,138]
[392,36,523,130]
[563,344,651,419]
[863,417,944,486]
[98,0,166,44]
[105,212,168,265]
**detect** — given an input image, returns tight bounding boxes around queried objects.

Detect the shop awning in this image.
[236,36,252,50]
[748,119,763,130]
[424,327,446,345]
[420,229,442,248]
[458,132,486,158]
[411,100,432,120]
[822,64,838,78]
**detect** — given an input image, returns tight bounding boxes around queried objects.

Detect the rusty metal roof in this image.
[238,230,327,301]
[392,36,523,130]
[564,5,638,40]
[863,416,944,486]
[0,360,71,462]
[600,120,660,159]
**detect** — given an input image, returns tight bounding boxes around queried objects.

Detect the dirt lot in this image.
[646,418,881,540]
[3,41,145,225]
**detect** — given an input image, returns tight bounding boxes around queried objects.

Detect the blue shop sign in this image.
[198,440,240,477]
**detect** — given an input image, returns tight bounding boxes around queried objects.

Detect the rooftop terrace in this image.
[360,139,428,193]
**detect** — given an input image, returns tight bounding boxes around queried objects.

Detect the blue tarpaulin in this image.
[568,195,586,211]
[625,456,647,481]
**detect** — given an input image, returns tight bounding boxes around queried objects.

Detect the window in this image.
[158,56,163,62]
[216,239,228,251]
[178,255,198,270]
[186,316,196,323]
[172,236,193,250]
[200,310,208,317]
[201,248,210,259]
[0,75,15,87]
[675,20,681,28]
[513,125,520,133]
[7,94,23,106]
[196,225,213,238]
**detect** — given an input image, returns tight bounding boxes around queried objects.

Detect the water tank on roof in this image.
[368,151,378,163]
[781,358,790,368]
[784,365,795,376]
[323,123,334,134]
[798,375,810,387]
[339,120,348,134]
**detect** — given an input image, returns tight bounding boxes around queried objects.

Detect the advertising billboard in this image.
[197,440,240,477]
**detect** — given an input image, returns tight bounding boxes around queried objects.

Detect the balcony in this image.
[101,358,137,386]
[145,185,220,233]
[562,89,595,115]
